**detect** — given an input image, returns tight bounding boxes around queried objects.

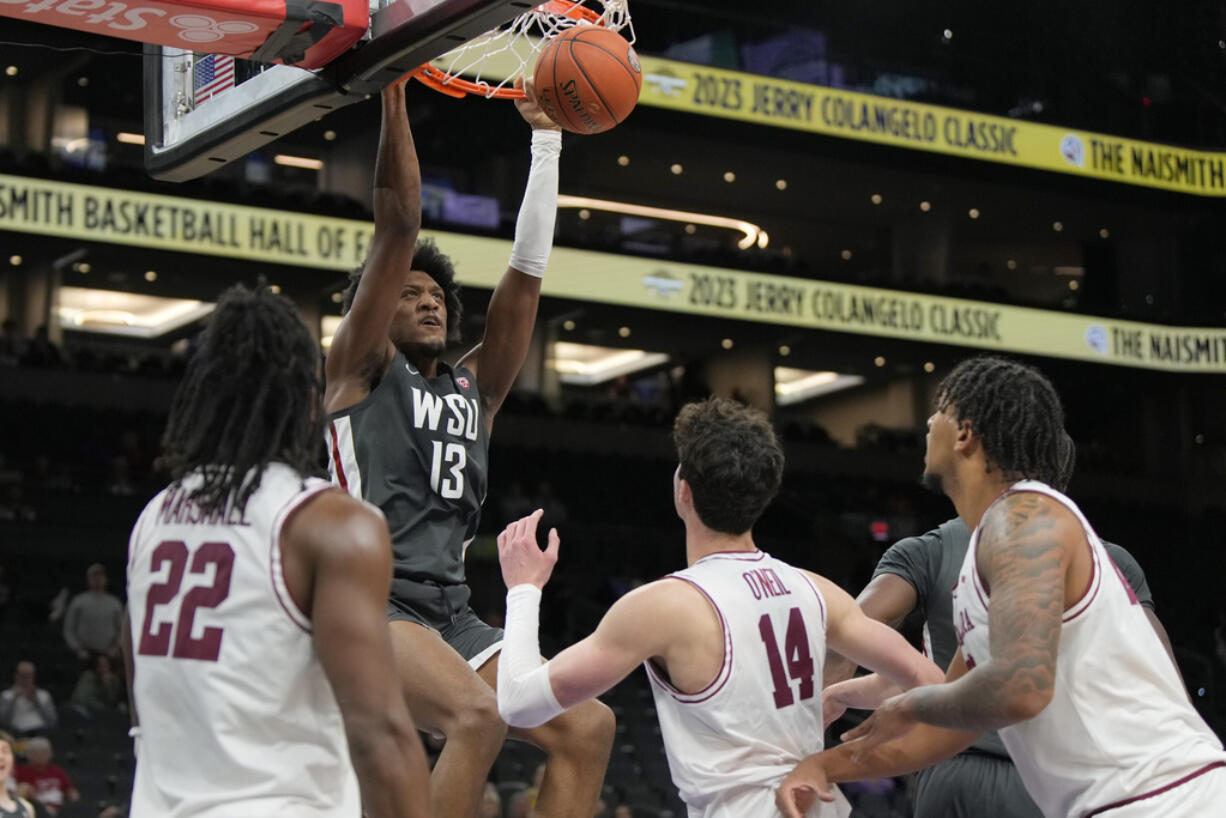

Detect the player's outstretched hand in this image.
[822,691,849,730]
[497,509,560,590]
[514,75,562,131]
[776,756,835,818]
[840,691,916,763]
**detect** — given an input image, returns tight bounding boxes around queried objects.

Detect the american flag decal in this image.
[193,54,235,105]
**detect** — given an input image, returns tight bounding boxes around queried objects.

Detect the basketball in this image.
[534,26,642,134]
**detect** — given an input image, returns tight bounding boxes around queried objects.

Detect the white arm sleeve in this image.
[497,584,565,728]
[507,129,562,278]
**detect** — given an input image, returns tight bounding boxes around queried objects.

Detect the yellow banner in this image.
[634,57,1226,197]
[445,235,1226,374]
[2,174,1223,372]
[0,173,376,270]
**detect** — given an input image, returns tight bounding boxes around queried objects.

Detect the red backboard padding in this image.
[0,0,369,69]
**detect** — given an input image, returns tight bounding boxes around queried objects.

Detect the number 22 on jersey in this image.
[138,540,234,661]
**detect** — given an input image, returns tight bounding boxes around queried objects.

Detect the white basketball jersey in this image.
[953,481,1226,818]
[645,551,851,818]
[126,464,362,818]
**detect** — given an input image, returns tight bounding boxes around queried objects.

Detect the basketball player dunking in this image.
[323,81,612,818]
[495,398,946,817]
[124,284,429,818]
[778,356,1226,818]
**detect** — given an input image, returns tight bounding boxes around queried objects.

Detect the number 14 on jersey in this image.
[758,607,815,709]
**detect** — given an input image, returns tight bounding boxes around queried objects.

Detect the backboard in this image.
[143,0,531,182]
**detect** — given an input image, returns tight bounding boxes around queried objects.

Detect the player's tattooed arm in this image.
[902,493,1067,731]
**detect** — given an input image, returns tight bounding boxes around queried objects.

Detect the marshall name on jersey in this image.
[126,464,360,818]
[326,352,490,589]
[953,480,1226,818]
[645,551,852,818]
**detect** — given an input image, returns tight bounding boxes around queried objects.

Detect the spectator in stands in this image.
[479,783,501,818]
[15,738,78,816]
[591,798,608,818]
[612,805,633,818]
[28,457,73,494]
[19,326,61,369]
[0,662,57,737]
[0,730,37,817]
[0,455,20,487]
[0,320,24,366]
[62,564,123,664]
[105,457,135,497]
[68,654,123,717]
[0,485,36,523]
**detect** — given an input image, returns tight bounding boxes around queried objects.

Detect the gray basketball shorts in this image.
[911,750,1044,818]
[387,580,504,671]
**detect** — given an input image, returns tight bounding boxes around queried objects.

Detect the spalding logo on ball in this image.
[534,25,642,134]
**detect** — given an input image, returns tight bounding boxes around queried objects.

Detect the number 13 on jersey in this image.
[430,441,467,499]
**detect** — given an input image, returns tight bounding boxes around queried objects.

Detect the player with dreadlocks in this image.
[124,283,431,818]
[778,355,1226,818]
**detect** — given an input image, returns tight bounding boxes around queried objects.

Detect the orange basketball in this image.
[534,26,642,134]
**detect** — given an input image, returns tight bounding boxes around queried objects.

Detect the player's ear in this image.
[676,476,692,507]
[954,418,976,453]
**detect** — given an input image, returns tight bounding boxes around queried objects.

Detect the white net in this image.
[420,0,634,98]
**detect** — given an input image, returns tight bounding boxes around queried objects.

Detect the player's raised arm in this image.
[494,510,681,727]
[288,493,431,818]
[458,78,561,427]
[325,82,421,411]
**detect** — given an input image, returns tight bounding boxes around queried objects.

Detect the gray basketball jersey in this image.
[874,517,1152,758]
[326,352,489,592]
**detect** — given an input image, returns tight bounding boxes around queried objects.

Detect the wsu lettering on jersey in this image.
[409,387,480,441]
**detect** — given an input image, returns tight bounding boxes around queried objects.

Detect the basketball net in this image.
[411,0,634,99]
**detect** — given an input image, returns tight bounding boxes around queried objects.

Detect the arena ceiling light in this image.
[557,195,769,250]
[57,286,213,338]
[774,368,865,406]
[274,154,324,170]
[550,341,669,386]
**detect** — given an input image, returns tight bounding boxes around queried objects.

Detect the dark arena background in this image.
[1,1,1225,816]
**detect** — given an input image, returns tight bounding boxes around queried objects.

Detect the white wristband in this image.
[497,584,564,728]
[507,129,561,279]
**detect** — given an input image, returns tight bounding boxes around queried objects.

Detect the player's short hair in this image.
[161,282,323,517]
[340,237,463,344]
[935,356,1069,488]
[0,730,15,755]
[673,398,784,535]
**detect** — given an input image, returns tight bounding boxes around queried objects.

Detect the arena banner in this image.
[2,173,1223,373]
[634,57,1226,197]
